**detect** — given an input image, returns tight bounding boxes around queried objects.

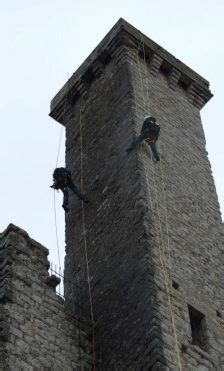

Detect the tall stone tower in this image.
[50,19,224,369]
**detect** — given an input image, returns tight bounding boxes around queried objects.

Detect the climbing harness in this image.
[134,34,182,370]
[79,108,96,371]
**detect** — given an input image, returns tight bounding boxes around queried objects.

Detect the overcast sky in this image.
[1,0,223,271]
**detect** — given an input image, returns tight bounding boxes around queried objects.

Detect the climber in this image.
[126,116,160,161]
[51,167,88,212]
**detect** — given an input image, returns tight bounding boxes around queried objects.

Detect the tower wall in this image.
[63,46,165,369]
[50,19,224,370]
[132,53,224,369]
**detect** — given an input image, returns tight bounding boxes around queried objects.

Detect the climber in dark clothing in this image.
[126,116,160,161]
[51,167,88,212]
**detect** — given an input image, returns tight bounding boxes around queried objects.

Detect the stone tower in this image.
[50,19,224,369]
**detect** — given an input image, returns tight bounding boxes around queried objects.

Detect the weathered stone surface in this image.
[49,18,224,370]
[0,224,91,369]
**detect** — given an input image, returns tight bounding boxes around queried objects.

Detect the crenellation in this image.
[110,45,134,66]
[50,19,212,125]
[187,81,210,109]
[0,224,92,369]
[149,53,163,76]
[75,79,89,99]
[104,36,121,57]
[168,67,182,90]
[92,59,104,77]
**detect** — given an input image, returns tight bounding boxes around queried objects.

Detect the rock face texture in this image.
[0,224,91,370]
[50,18,224,370]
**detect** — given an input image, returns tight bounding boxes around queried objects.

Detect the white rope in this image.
[53,190,61,270]
[136,35,182,370]
[79,108,96,371]
[141,34,173,291]
[53,74,70,273]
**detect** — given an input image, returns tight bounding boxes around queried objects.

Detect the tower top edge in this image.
[50,18,212,122]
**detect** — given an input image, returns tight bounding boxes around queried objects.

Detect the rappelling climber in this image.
[126,116,160,161]
[51,167,88,213]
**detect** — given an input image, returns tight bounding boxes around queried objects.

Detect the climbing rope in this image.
[53,125,64,272]
[79,108,96,371]
[53,74,71,274]
[140,35,182,369]
[55,126,64,169]
[52,78,94,369]
[140,36,173,288]
[135,35,182,370]
[55,73,70,168]
[53,83,69,272]
[140,33,180,350]
[141,34,173,293]
[141,36,182,370]
[53,191,61,271]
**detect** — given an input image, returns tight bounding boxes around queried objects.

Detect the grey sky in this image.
[1,0,223,270]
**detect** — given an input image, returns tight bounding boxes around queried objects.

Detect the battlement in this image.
[50,18,212,124]
[0,224,91,369]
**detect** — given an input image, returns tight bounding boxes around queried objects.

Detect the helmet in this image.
[144,115,156,122]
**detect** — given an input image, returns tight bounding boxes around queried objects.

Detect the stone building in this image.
[1,18,224,370]
[0,224,91,369]
[50,18,224,369]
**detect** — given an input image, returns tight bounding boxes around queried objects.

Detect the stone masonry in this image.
[50,19,224,369]
[0,224,91,369]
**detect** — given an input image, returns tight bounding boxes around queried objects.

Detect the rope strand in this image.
[53,74,70,272]
[135,36,182,370]
[53,190,61,270]
[79,108,96,371]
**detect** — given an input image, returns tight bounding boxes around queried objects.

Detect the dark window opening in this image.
[188,305,207,349]
[172,280,179,290]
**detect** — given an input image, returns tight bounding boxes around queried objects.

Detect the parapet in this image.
[50,18,213,123]
[0,224,91,369]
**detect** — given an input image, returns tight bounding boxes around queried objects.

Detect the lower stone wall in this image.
[0,224,91,370]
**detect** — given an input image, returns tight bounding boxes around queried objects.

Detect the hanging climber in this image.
[51,167,88,212]
[126,116,160,161]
